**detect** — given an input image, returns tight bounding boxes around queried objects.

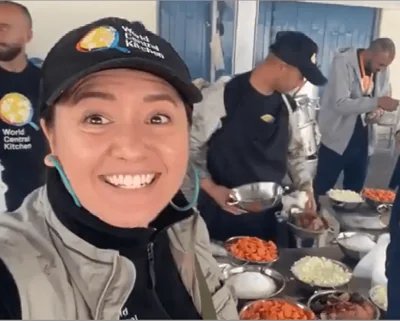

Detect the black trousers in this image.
[197,190,295,248]
[314,118,369,203]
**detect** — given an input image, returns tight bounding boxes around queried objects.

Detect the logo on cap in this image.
[311,53,317,64]
[76,26,130,54]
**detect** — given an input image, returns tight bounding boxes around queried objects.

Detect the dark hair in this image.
[0,1,32,28]
[369,38,396,56]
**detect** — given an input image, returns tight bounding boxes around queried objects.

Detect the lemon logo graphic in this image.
[0,93,39,130]
[76,26,130,54]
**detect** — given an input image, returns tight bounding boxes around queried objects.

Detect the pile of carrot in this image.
[240,300,315,320]
[228,237,278,262]
[363,188,395,203]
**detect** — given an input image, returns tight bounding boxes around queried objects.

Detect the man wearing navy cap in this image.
[190,31,327,243]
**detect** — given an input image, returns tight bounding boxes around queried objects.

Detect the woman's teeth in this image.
[103,174,156,189]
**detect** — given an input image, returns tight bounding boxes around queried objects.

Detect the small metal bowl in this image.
[308,290,380,320]
[224,236,279,267]
[364,196,393,213]
[333,231,376,261]
[221,265,285,300]
[286,214,333,240]
[329,197,363,212]
[369,284,387,312]
[291,257,352,289]
[240,298,316,320]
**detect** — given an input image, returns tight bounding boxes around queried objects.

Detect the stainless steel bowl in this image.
[226,182,289,212]
[364,196,393,213]
[308,289,380,320]
[224,236,279,267]
[333,231,376,261]
[240,298,316,320]
[286,213,333,240]
[329,197,363,212]
[221,265,285,300]
[291,257,352,289]
[369,284,387,311]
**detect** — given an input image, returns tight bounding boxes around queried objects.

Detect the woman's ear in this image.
[40,119,55,155]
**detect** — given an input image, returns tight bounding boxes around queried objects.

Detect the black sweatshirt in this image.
[0,168,202,319]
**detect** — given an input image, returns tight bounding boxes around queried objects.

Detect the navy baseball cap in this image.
[39,17,202,110]
[270,31,327,86]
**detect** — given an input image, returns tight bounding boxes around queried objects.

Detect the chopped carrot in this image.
[227,237,278,262]
[240,300,315,320]
[363,188,395,203]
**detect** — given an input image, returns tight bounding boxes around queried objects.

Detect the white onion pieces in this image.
[226,272,277,300]
[291,256,352,287]
[338,234,376,253]
[370,284,387,311]
[328,189,363,203]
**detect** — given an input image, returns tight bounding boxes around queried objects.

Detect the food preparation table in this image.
[217,245,377,313]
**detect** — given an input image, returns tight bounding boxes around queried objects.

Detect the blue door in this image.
[255,1,377,79]
[159,1,212,80]
[159,1,236,81]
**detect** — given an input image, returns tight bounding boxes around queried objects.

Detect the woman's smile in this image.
[101,172,159,190]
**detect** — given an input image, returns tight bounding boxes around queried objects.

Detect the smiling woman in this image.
[0,17,238,320]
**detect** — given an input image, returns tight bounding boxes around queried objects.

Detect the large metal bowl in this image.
[333,231,376,261]
[286,213,333,240]
[221,265,285,300]
[227,182,289,212]
[291,257,352,289]
[329,197,363,212]
[240,298,316,320]
[224,236,279,267]
[307,290,380,320]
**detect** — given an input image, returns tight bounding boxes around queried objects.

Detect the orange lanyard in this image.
[359,51,373,94]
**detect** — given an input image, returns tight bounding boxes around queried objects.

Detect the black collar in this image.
[46,168,193,249]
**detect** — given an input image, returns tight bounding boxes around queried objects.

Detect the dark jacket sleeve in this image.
[0,258,22,319]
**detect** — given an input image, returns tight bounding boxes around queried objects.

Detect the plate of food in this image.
[327,189,364,211]
[291,256,352,288]
[224,236,279,266]
[369,284,387,311]
[308,290,380,320]
[222,265,285,300]
[240,298,315,320]
[363,188,395,211]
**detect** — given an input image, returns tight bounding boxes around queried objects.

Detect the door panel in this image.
[159,1,212,80]
[255,1,376,79]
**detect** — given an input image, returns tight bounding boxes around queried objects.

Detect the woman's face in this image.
[41,69,189,227]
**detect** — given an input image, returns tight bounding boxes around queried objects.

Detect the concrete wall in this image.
[17,1,400,98]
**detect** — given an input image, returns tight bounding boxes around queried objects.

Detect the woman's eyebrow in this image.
[143,93,178,107]
[72,91,116,104]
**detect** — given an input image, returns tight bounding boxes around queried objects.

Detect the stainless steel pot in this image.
[298,122,318,156]
[304,155,318,178]
[294,95,314,127]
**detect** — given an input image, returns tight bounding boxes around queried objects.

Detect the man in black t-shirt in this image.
[0,1,46,211]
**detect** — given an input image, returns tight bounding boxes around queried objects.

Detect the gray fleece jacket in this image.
[318,48,391,156]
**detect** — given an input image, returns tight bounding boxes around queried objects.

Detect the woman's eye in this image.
[148,114,170,125]
[84,114,110,125]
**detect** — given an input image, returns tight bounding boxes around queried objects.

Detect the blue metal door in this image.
[255,1,377,79]
[159,1,212,80]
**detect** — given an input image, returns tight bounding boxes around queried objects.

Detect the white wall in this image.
[18,0,158,58]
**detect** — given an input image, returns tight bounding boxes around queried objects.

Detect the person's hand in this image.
[378,97,399,112]
[207,184,247,215]
[304,190,317,215]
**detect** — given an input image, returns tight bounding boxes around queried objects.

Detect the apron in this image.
[198,75,292,245]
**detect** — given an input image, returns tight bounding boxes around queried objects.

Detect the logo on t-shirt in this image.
[119,307,138,320]
[0,92,39,150]
[76,25,165,59]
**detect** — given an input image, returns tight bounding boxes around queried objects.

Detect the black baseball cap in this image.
[39,17,202,110]
[270,31,327,86]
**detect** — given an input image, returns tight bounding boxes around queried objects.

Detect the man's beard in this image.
[0,44,22,62]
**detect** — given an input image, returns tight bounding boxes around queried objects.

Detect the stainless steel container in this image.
[298,122,318,156]
[304,156,318,178]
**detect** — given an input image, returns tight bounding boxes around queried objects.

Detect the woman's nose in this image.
[110,125,148,160]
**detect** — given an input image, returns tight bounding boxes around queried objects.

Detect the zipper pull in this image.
[147,242,156,289]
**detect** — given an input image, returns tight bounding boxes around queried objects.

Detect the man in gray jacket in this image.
[314,38,397,204]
